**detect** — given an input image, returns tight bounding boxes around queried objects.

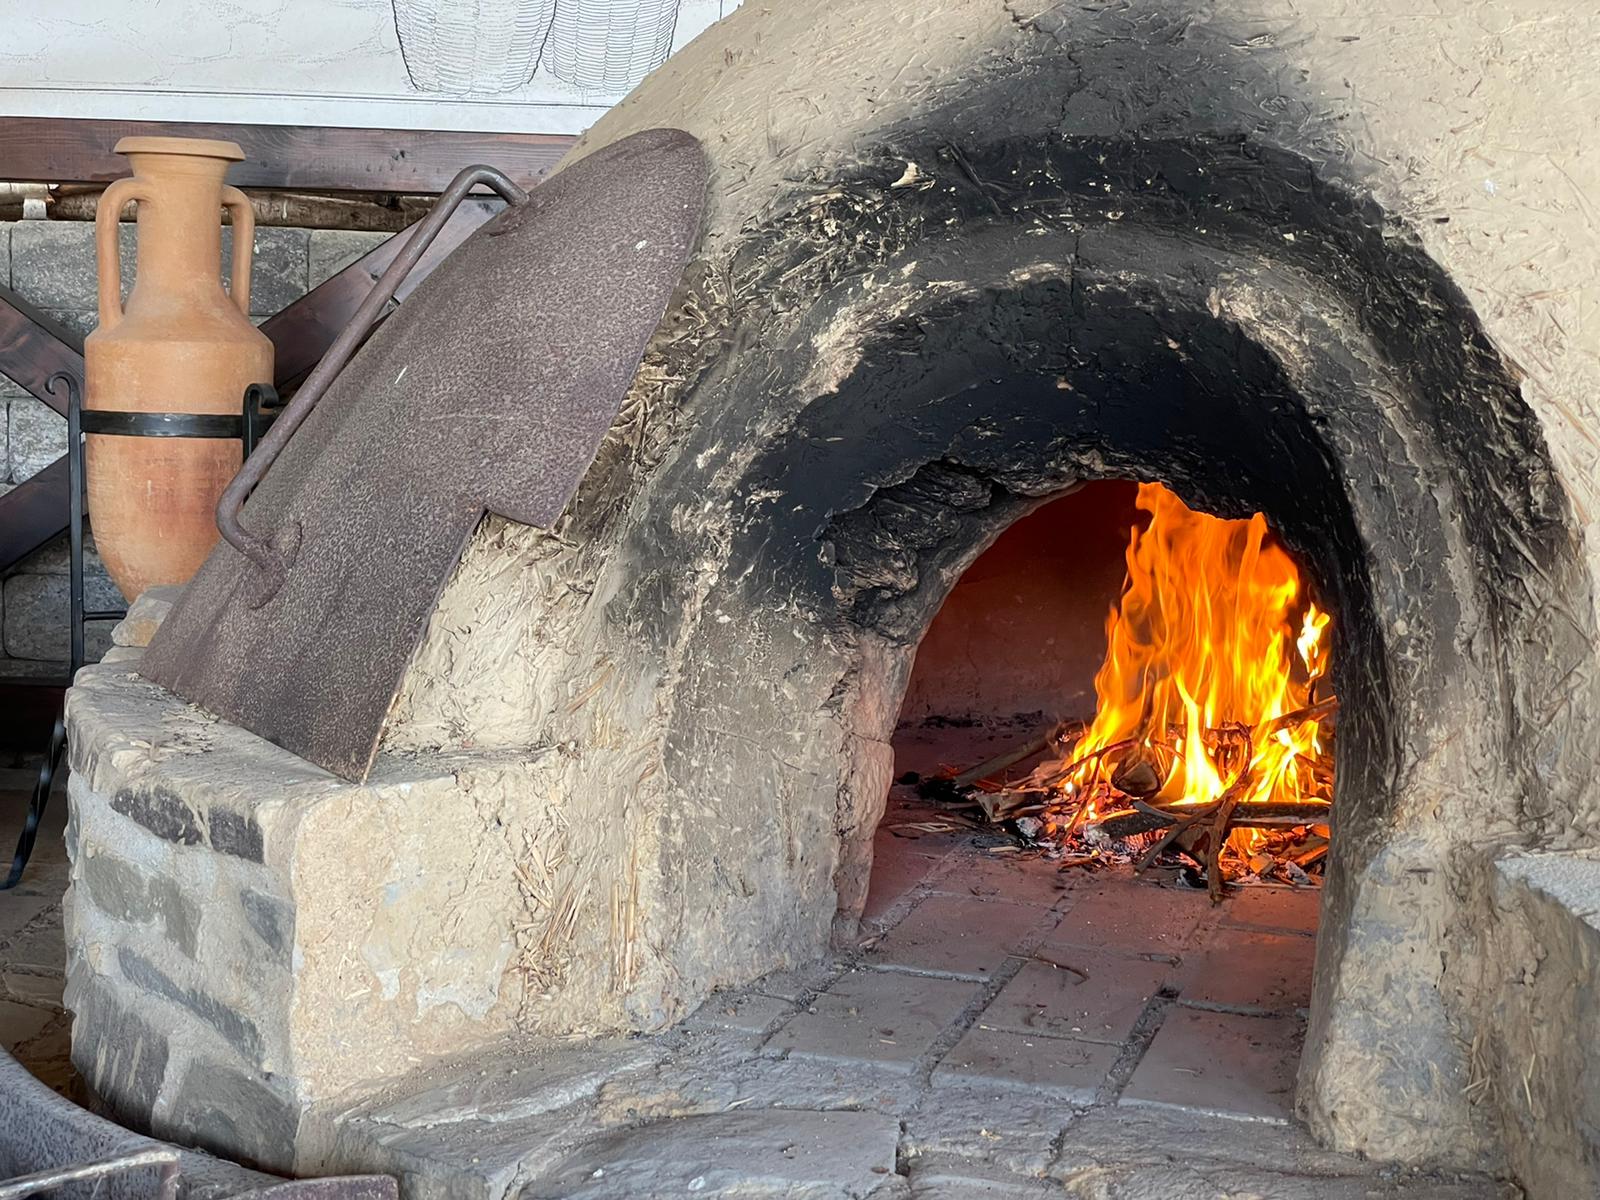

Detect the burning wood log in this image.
[1086,799,1333,839]
[949,723,1071,789]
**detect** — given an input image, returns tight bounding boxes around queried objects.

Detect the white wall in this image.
[0,0,738,133]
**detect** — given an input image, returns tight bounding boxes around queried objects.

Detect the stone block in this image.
[1181,928,1315,1015]
[765,968,979,1072]
[38,308,96,341]
[165,1062,299,1173]
[523,1110,902,1199]
[1120,1008,1302,1123]
[1221,885,1322,935]
[308,229,391,288]
[78,852,201,958]
[980,952,1169,1044]
[227,226,309,316]
[67,973,170,1122]
[108,784,263,862]
[1042,880,1210,958]
[238,888,291,958]
[9,221,117,311]
[64,667,585,1109]
[8,395,65,483]
[111,584,182,646]
[117,945,263,1064]
[866,895,1045,979]
[932,1025,1117,1100]
[2,573,119,661]
[15,527,109,580]
[10,221,307,318]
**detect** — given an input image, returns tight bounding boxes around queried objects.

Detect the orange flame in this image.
[1060,482,1332,819]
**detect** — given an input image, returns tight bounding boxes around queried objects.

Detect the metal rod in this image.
[65,373,85,679]
[214,165,529,598]
[0,1147,180,1200]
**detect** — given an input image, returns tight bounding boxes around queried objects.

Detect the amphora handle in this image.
[94,178,150,332]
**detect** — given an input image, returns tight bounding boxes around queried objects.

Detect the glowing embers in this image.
[969,482,1335,897]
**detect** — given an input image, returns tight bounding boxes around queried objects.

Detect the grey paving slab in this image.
[1182,928,1315,1014]
[1043,879,1211,958]
[523,1109,904,1199]
[0,996,55,1050]
[1050,1106,1513,1197]
[766,968,979,1072]
[905,1164,1061,1199]
[932,1026,1117,1101]
[979,952,1169,1045]
[866,895,1044,979]
[1120,1008,1302,1123]
[903,1087,1066,1179]
[687,988,796,1034]
[1221,885,1322,935]
[752,958,840,1002]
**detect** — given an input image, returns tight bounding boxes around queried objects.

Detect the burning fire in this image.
[1038,482,1334,835]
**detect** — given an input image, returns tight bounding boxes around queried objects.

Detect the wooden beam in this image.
[0,458,69,570]
[0,286,85,416]
[0,118,576,193]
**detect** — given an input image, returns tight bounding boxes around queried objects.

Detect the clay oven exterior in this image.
[61,1,1600,1194]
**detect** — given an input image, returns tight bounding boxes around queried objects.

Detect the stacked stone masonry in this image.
[0,219,389,676]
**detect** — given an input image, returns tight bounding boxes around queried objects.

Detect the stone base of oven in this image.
[61,656,565,1172]
[1487,852,1600,1200]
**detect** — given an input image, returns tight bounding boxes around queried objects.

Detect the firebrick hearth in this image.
[51,0,1600,1196]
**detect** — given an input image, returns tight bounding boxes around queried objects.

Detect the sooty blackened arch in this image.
[613,129,1589,1157]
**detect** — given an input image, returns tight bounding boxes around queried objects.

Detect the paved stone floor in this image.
[0,727,1514,1196]
[0,752,74,1096]
[326,738,1513,1199]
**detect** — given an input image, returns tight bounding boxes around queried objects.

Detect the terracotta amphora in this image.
[85,136,274,601]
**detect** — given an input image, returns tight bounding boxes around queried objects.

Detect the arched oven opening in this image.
[868,478,1333,1120]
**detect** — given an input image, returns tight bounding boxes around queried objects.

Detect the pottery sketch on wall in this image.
[392,0,558,93]
[544,0,684,93]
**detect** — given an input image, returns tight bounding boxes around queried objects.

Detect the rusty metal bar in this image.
[213,164,529,600]
[0,1149,178,1200]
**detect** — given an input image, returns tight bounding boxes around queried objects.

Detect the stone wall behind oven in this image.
[0,219,388,678]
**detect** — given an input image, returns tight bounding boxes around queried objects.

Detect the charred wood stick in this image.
[952,726,1064,788]
[1262,696,1338,736]
[1033,737,1139,787]
[1207,732,1257,903]
[978,789,1050,821]
[1090,800,1331,839]
[1135,805,1213,870]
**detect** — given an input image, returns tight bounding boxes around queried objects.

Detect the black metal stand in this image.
[2,378,280,890]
